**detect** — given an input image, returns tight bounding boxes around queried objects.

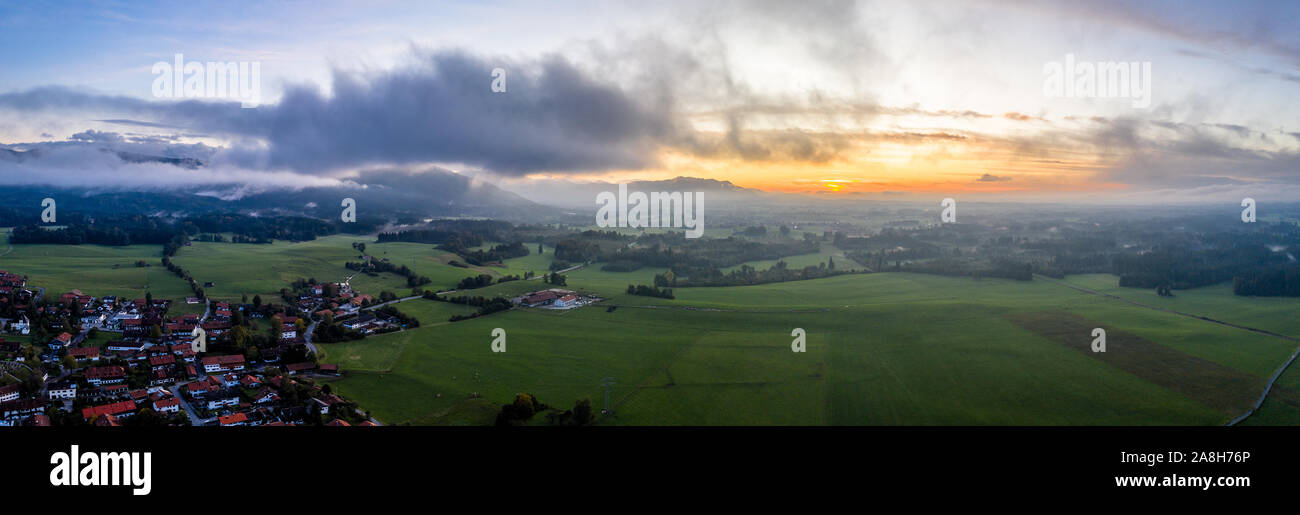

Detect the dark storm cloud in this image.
[254,50,674,174]
[0,50,680,177]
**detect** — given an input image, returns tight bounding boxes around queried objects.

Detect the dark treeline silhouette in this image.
[901,257,1034,281]
[658,260,862,287]
[346,259,432,287]
[1234,265,1300,296]
[626,284,674,298]
[10,212,374,250]
[426,292,513,321]
[440,241,529,266]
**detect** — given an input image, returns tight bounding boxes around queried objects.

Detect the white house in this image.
[153,397,181,413]
[0,384,19,402]
[47,381,77,400]
[206,395,239,410]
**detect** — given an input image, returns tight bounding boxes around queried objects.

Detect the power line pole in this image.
[601,377,615,415]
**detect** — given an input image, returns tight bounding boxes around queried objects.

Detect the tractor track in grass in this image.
[1036,275,1300,426]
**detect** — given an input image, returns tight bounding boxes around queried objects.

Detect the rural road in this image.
[1037,274,1300,426]
[167,383,211,426]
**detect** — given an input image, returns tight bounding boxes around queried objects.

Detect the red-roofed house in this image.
[85,365,127,386]
[153,397,181,413]
[68,346,100,361]
[82,400,136,421]
[201,354,246,373]
[218,412,248,426]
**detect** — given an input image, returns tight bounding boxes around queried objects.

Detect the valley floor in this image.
[318,271,1300,426]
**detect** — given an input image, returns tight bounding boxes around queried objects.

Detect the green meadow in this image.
[0,228,202,314]
[170,235,504,302]
[320,270,1300,426]
[7,227,1299,426]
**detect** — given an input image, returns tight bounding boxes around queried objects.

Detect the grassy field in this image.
[82,330,124,348]
[170,236,559,303]
[0,228,203,315]
[9,229,1299,427]
[321,271,1300,426]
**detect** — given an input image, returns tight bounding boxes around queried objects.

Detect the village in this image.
[0,270,413,427]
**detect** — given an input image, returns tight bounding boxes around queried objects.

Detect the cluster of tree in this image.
[663,260,859,288]
[553,239,602,263]
[378,220,518,246]
[229,234,271,244]
[1113,246,1274,290]
[836,231,943,262]
[374,305,420,328]
[161,255,206,298]
[345,259,432,288]
[542,272,567,286]
[161,233,187,257]
[440,241,530,266]
[494,393,548,426]
[1233,265,1300,296]
[901,258,1034,281]
[619,235,821,279]
[180,213,353,242]
[378,228,482,246]
[10,219,176,246]
[601,260,643,272]
[545,398,595,426]
[290,277,340,298]
[626,284,674,299]
[310,311,365,343]
[430,293,514,321]
[456,274,496,290]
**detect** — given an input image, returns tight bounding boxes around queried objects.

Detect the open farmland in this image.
[320,272,1300,426]
[0,227,203,314]
[169,235,513,302]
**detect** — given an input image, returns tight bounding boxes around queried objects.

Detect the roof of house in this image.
[149,354,176,366]
[82,400,136,420]
[218,412,248,425]
[523,291,558,303]
[154,397,181,409]
[85,365,126,379]
[69,347,100,358]
[201,354,246,366]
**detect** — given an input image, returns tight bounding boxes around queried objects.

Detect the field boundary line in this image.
[1036,274,1300,426]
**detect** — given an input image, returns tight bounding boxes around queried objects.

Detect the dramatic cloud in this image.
[0,50,683,180]
[0,0,1297,203]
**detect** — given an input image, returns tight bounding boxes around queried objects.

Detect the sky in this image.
[0,0,1298,203]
